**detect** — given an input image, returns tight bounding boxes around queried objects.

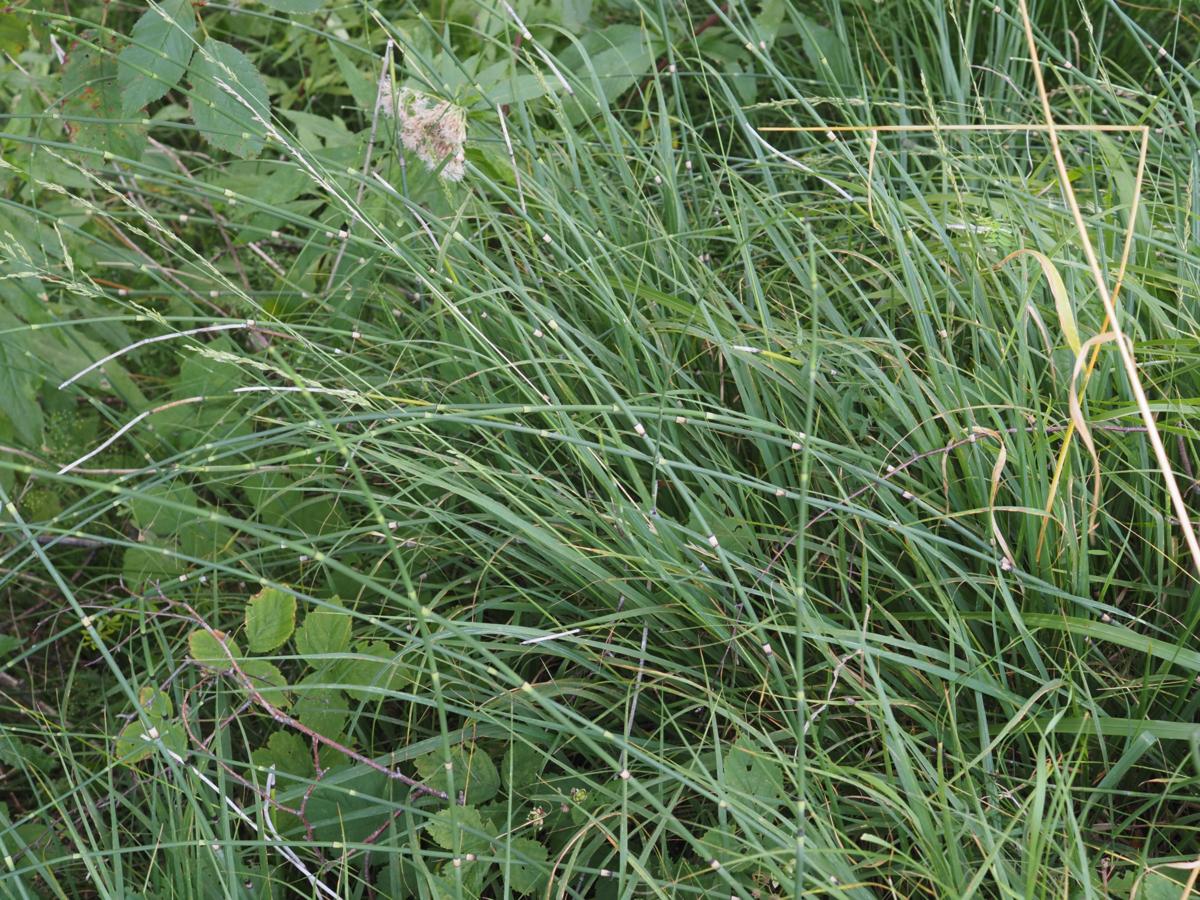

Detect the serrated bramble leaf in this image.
[240,659,291,708]
[336,640,409,702]
[425,805,495,854]
[189,39,270,158]
[117,0,196,116]
[245,586,296,653]
[250,730,311,778]
[414,745,500,804]
[502,836,550,894]
[293,674,347,738]
[294,601,351,660]
[187,628,240,669]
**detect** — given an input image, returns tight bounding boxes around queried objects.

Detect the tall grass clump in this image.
[1,0,1199,896]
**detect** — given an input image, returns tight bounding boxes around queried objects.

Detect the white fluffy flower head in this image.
[386,86,468,182]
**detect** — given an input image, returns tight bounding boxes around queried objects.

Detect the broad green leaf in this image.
[245,586,296,653]
[0,634,23,658]
[0,733,56,773]
[501,742,545,793]
[128,482,202,537]
[280,109,353,149]
[560,0,592,31]
[154,338,249,452]
[294,601,352,659]
[722,736,786,810]
[755,0,787,47]
[336,640,407,702]
[250,730,311,778]
[414,744,500,804]
[117,0,197,116]
[503,837,550,894]
[240,659,291,708]
[293,674,348,738]
[12,822,68,868]
[471,59,553,107]
[558,25,658,120]
[61,32,147,159]
[187,629,240,669]
[115,716,185,763]
[190,39,270,158]
[0,15,30,55]
[794,13,855,90]
[327,42,376,112]
[301,763,391,843]
[1107,869,1191,900]
[134,685,174,718]
[696,826,752,872]
[429,859,486,899]
[257,0,324,11]
[0,337,42,447]
[121,542,185,590]
[115,688,184,763]
[425,805,495,854]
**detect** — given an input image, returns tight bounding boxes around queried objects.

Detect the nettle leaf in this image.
[414,745,500,805]
[189,39,270,158]
[117,0,197,116]
[257,0,325,12]
[61,32,147,159]
[426,805,495,854]
[723,736,786,810]
[294,600,352,660]
[187,629,240,669]
[502,836,550,894]
[245,586,296,653]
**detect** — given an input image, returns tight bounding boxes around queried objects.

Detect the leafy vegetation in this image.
[2,0,1200,896]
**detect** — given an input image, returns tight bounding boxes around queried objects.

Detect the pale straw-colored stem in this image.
[1015,0,1200,575]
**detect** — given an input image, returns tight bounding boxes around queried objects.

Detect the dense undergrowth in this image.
[2,0,1200,896]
